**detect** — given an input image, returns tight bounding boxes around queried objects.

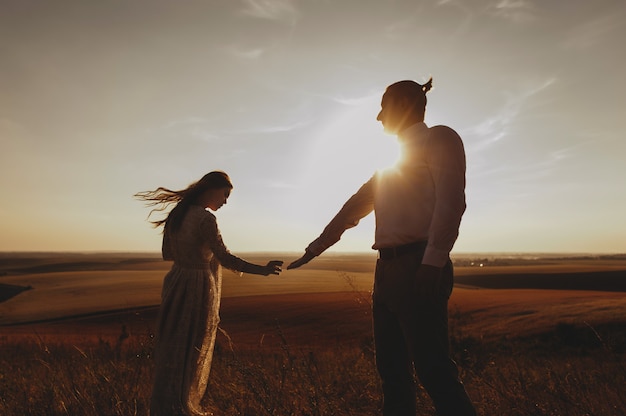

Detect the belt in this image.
[378,241,427,260]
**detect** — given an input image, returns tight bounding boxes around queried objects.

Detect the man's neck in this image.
[398,121,426,140]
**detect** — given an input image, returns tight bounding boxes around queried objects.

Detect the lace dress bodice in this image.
[161,205,262,274]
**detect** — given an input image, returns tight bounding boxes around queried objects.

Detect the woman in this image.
[135,171,283,415]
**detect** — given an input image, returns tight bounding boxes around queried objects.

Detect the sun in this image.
[305,97,401,196]
[286,95,403,251]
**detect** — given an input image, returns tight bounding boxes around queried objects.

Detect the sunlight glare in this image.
[292,96,401,241]
[304,97,401,195]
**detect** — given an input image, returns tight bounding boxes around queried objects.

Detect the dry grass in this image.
[2,304,626,415]
[1,253,626,415]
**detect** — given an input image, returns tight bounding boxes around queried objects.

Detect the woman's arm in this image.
[203,213,282,275]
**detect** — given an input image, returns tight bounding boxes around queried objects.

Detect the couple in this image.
[136,78,476,416]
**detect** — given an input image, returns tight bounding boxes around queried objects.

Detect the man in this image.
[288,78,476,416]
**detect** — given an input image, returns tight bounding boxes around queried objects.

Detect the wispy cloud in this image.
[159,116,210,131]
[240,0,300,25]
[155,117,223,143]
[435,0,535,24]
[488,0,536,23]
[435,0,474,15]
[158,116,309,142]
[468,142,577,206]
[466,100,520,151]
[382,14,420,40]
[330,92,379,107]
[466,77,556,150]
[516,143,582,181]
[228,119,313,135]
[223,45,265,60]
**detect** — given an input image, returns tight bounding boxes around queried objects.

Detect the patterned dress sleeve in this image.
[200,212,267,275]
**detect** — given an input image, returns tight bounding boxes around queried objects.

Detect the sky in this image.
[1,0,625,255]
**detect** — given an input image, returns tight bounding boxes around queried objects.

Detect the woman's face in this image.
[200,187,231,211]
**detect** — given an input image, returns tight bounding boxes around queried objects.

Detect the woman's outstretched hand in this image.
[287,251,315,270]
[264,260,284,276]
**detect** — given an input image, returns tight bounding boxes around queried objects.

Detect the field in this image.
[1,252,626,415]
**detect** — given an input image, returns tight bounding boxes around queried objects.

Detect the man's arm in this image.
[288,176,375,269]
[415,126,466,297]
[422,126,467,267]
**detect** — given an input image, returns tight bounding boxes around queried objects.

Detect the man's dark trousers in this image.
[372,246,476,416]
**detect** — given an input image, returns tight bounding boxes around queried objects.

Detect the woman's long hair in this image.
[134,171,233,233]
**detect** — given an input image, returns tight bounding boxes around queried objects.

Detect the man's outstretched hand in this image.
[287,251,315,269]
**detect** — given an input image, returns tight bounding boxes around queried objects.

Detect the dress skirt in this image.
[150,263,222,416]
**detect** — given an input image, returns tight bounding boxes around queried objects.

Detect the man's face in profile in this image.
[377,92,409,135]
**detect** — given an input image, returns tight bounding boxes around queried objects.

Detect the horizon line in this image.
[1,250,625,257]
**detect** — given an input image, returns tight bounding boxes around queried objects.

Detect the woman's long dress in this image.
[150,205,263,416]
